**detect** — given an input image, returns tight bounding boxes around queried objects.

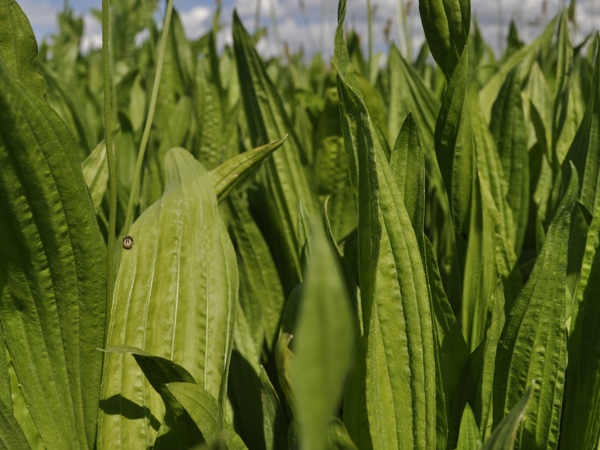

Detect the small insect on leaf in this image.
[122,235,134,250]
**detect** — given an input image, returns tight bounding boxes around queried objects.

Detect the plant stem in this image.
[102,0,116,325]
[123,0,175,234]
[367,0,373,71]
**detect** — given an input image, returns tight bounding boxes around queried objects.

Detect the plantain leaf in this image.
[456,404,482,450]
[102,346,202,449]
[0,60,106,449]
[435,46,474,235]
[335,3,437,448]
[490,65,529,257]
[291,216,355,450]
[0,0,44,97]
[390,113,425,235]
[483,383,534,450]
[493,164,577,449]
[209,136,287,203]
[418,0,470,78]
[313,87,356,241]
[81,138,109,214]
[560,53,600,445]
[233,11,318,292]
[98,148,238,448]
[167,382,247,450]
[0,398,30,450]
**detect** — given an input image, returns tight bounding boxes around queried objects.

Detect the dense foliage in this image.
[0,0,599,448]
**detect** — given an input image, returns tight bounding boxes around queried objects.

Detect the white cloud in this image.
[81,13,102,53]
[179,6,212,39]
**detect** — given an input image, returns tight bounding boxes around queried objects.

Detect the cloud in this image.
[81,13,102,53]
[179,6,212,39]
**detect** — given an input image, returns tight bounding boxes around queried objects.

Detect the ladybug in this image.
[122,235,134,250]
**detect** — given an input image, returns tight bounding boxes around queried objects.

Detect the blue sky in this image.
[19,0,600,58]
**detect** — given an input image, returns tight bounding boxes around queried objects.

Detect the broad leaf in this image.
[98,148,237,448]
[0,60,106,449]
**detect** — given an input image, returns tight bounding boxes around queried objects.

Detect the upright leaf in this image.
[167,382,247,450]
[291,217,355,450]
[232,11,318,292]
[483,383,534,450]
[98,149,237,448]
[0,60,106,449]
[493,165,577,449]
[456,404,482,450]
[418,0,470,78]
[335,3,437,448]
[0,0,44,97]
[490,66,529,256]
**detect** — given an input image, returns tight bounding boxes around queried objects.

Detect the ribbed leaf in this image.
[0,0,44,97]
[227,193,285,352]
[435,47,473,234]
[483,383,534,450]
[561,52,600,445]
[490,65,529,256]
[560,191,600,449]
[457,404,482,450]
[232,11,318,292]
[167,382,247,450]
[335,3,437,448]
[102,346,202,449]
[313,87,356,240]
[390,113,425,234]
[418,0,470,78]
[479,18,557,120]
[291,217,355,450]
[0,60,106,449]
[81,138,109,214]
[0,398,30,450]
[209,137,287,203]
[493,165,577,449]
[98,148,237,448]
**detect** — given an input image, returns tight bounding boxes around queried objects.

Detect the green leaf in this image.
[479,17,557,120]
[435,46,474,234]
[82,138,109,214]
[560,53,600,444]
[209,137,287,203]
[102,346,202,449]
[561,43,600,217]
[291,216,355,450]
[335,3,437,448]
[493,164,577,449]
[313,87,356,241]
[456,404,482,450]
[490,65,529,256]
[98,148,238,448]
[418,0,470,78]
[0,60,106,449]
[483,383,534,450]
[167,382,247,450]
[390,113,425,234]
[233,11,318,292]
[0,0,45,97]
[227,193,285,352]
[0,398,30,450]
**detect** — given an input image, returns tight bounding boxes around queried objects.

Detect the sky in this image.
[19,0,600,59]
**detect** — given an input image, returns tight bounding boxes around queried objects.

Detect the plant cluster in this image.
[0,0,599,448]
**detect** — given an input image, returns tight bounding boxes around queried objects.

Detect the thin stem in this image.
[367,0,373,70]
[123,0,175,233]
[254,0,262,33]
[102,0,116,324]
[269,0,283,58]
